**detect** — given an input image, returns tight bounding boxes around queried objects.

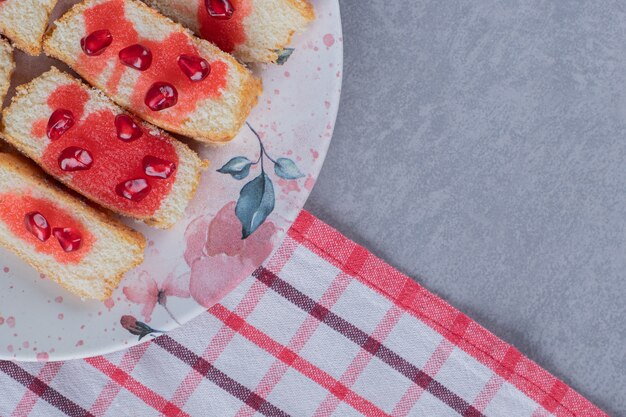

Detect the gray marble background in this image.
[305,1,626,415]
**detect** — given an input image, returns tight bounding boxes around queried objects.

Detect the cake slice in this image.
[0,38,14,104]
[1,68,206,229]
[43,0,262,144]
[0,0,58,55]
[141,0,315,63]
[0,153,145,300]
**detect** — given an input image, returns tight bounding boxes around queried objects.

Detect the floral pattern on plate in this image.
[0,0,342,361]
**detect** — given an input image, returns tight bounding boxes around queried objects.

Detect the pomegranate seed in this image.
[119,44,153,71]
[115,114,143,141]
[205,0,235,19]
[143,156,176,179]
[58,147,94,171]
[177,55,211,82]
[80,29,113,56]
[24,212,51,242]
[53,228,82,252]
[145,82,178,111]
[47,109,75,141]
[116,178,151,202]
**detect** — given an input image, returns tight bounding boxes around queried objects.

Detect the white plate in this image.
[0,0,343,361]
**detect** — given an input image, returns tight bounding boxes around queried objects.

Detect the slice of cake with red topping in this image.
[0,38,14,103]
[0,0,58,55]
[43,0,262,144]
[0,153,145,300]
[1,68,206,229]
[141,0,315,63]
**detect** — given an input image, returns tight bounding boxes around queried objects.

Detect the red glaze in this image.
[119,44,153,71]
[53,228,82,252]
[24,212,51,242]
[115,114,143,141]
[198,0,251,53]
[34,83,178,217]
[205,0,235,19]
[47,109,75,141]
[0,194,93,263]
[116,178,151,202]
[81,29,113,56]
[145,82,178,111]
[58,147,94,171]
[177,54,211,82]
[75,0,229,126]
[143,155,176,179]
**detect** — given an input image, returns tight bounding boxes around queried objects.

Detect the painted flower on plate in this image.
[184,201,278,307]
[120,315,163,340]
[123,271,190,322]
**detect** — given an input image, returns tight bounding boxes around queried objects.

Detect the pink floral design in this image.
[184,201,278,307]
[123,271,190,323]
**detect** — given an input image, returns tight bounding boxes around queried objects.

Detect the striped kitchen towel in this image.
[0,211,606,416]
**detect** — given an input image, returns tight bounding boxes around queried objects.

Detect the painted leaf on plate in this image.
[235,173,275,239]
[217,157,253,180]
[275,158,305,180]
[276,48,295,65]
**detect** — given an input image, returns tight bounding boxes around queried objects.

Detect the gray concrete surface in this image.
[305,1,626,415]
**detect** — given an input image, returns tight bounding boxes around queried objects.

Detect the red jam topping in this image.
[58,147,94,171]
[33,83,179,217]
[53,228,82,252]
[0,194,93,263]
[81,29,113,56]
[177,55,211,82]
[119,44,152,71]
[76,0,229,125]
[116,178,151,202]
[24,212,51,242]
[47,109,75,141]
[143,156,176,179]
[205,0,235,19]
[115,114,143,141]
[198,0,251,53]
[145,82,178,111]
